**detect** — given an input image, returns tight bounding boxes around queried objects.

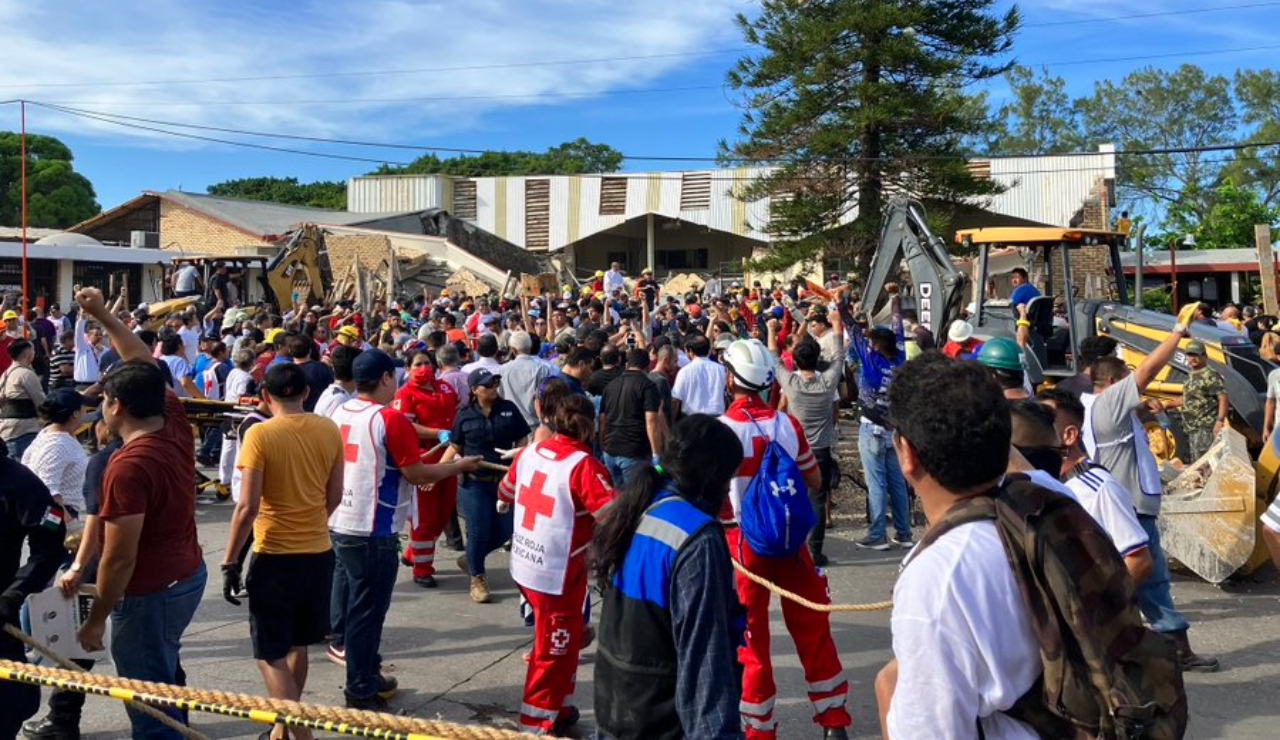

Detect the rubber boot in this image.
[1170,629,1221,673]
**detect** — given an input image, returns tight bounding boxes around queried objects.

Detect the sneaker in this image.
[456,554,469,574]
[854,536,891,551]
[414,575,438,588]
[344,691,387,711]
[891,534,915,549]
[22,715,80,740]
[376,674,399,699]
[470,575,491,603]
[326,644,346,668]
[551,705,580,735]
[823,729,850,740]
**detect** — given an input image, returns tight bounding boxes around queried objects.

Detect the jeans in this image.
[1135,515,1190,634]
[457,478,513,578]
[859,421,911,541]
[602,453,646,489]
[110,562,207,739]
[809,447,834,557]
[197,426,222,461]
[8,431,36,462]
[331,533,399,699]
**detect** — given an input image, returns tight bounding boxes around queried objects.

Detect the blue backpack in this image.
[739,416,816,558]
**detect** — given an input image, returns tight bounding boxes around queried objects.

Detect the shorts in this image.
[247,550,334,662]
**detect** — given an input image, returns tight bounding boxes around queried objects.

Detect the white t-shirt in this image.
[1064,465,1150,557]
[1266,367,1280,403]
[671,356,726,416]
[174,264,200,293]
[313,384,352,419]
[178,326,201,364]
[889,520,1040,739]
[224,367,253,404]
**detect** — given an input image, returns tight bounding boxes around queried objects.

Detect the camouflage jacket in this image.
[1182,368,1225,433]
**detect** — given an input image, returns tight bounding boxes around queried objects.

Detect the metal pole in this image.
[1133,225,1146,309]
[646,213,655,273]
[20,101,29,323]
[1169,238,1179,315]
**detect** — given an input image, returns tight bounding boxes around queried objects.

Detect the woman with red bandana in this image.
[392,350,460,587]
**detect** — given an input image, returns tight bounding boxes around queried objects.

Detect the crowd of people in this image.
[0,262,1270,739]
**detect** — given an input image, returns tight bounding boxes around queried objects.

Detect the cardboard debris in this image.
[519,273,560,297]
[446,268,492,298]
[662,273,705,298]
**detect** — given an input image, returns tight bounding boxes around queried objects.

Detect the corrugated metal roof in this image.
[1119,248,1260,268]
[155,190,405,239]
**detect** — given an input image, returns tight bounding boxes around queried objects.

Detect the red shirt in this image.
[99,390,203,595]
[499,434,614,559]
[391,378,459,462]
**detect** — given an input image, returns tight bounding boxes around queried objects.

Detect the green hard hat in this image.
[976,336,1024,372]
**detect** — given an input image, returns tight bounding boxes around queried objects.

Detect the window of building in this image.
[656,249,709,270]
[453,180,477,221]
[599,177,628,216]
[72,262,142,304]
[525,179,551,251]
[679,172,712,211]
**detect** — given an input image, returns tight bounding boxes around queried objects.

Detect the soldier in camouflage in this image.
[1166,340,1228,462]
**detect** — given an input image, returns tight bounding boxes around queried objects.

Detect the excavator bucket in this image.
[1158,427,1257,584]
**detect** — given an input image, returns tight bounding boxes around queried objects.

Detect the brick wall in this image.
[158,200,271,256]
[325,233,395,283]
[1037,177,1117,300]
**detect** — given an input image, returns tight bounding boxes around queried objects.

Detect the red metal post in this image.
[1169,239,1178,315]
[19,101,29,325]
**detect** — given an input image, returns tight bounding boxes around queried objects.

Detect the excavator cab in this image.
[956,227,1130,384]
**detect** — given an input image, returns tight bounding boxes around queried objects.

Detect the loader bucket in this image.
[1158,427,1256,584]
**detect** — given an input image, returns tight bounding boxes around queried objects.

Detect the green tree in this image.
[373,137,623,177]
[0,132,100,228]
[982,65,1088,155]
[723,0,1018,270]
[1224,69,1280,209]
[1075,65,1238,223]
[1167,179,1279,250]
[206,177,348,210]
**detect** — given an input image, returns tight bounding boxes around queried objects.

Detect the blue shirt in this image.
[1010,283,1041,308]
[849,299,905,429]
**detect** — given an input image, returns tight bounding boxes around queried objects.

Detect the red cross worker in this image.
[391,353,459,587]
[498,395,614,735]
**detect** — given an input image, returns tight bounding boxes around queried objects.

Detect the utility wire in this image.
[0,48,748,90]
[1023,1,1280,27]
[28,100,1280,168]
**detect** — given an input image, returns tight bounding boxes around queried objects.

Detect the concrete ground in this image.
[43,426,1280,739]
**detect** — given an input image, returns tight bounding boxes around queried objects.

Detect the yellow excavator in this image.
[863,197,1277,582]
[159,224,331,314]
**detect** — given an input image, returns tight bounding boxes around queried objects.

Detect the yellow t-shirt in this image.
[237,413,344,555]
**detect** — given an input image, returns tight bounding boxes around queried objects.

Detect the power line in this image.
[37,84,725,109]
[0,48,748,91]
[28,101,1280,167]
[1023,1,1280,27]
[1039,42,1280,67]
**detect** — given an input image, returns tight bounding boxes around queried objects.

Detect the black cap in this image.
[44,388,86,415]
[468,368,500,389]
[352,349,397,385]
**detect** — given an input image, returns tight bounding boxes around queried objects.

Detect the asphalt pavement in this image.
[44,430,1280,739]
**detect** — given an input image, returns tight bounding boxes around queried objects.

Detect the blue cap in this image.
[352,349,397,385]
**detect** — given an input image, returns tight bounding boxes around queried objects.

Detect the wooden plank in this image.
[1257,224,1277,316]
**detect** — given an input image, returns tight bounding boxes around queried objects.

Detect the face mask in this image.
[242,329,252,337]
[411,365,434,385]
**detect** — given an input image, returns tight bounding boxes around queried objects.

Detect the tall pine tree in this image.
[725,0,1018,271]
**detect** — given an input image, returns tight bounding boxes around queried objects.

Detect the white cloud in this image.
[0,0,745,149]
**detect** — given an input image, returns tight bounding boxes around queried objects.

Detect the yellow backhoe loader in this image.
[863,197,1277,582]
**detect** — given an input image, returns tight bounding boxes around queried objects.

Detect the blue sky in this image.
[1,0,1276,211]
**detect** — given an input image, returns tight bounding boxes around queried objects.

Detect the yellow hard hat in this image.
[337,326,360,340]
[1,310,16,321]
[265,328,285,344]
[595,270,605,278]
[440,288,451,297]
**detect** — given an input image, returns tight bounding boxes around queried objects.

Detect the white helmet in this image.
[723,338,775,391]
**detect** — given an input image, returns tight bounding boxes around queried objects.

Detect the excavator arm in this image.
[863,197,968,343]
[264,224,332,308]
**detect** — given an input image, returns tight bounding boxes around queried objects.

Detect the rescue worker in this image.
[976,336,1031,400]
[497,394,614,735]
[717,339,851,740]
[392,350,460,588]
[0,441,66,739]
[592,414,745,739]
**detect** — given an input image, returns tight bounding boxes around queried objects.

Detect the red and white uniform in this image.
[499,435,614,734]
[328,399,421,538]
[719,396,850,739]
[392,370,459,579]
